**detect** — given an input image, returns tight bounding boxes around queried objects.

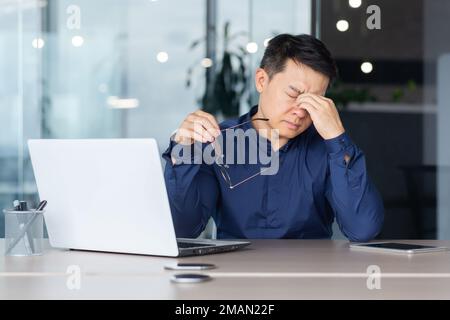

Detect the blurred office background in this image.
[1,0,449,239]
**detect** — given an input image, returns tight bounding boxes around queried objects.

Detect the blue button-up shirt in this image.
[163,106,384,242]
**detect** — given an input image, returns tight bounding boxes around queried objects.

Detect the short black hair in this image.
[260,34,337,85]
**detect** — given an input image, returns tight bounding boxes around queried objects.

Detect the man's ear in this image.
[255,68,269,93]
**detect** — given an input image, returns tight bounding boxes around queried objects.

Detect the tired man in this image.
[163,34,384,242]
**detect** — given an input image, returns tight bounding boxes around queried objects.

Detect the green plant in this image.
[186,21,249,118]
[391,79,417,102]
[392,88,404,102]
[326,80,377,109]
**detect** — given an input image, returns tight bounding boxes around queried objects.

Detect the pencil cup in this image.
[3,208,44,256]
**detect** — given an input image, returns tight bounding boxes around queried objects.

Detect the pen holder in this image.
[3,208,44,256]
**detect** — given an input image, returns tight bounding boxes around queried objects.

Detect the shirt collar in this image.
[238,105,259,130]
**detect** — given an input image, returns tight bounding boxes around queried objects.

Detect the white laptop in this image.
[28,139,250,257]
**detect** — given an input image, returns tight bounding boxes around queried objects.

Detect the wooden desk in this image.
[1,239,450,299]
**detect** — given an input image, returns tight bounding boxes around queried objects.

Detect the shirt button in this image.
[343,154,351,166]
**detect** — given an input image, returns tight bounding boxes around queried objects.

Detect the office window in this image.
[0,0,310,237]
[3,0,449,240]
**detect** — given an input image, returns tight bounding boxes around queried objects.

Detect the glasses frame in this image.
[211,117,271,189]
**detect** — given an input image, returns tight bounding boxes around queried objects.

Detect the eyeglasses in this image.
[211,117,271,189]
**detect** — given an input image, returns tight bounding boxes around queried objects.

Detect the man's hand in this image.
[173,110,221,145]
[296,93,345,140]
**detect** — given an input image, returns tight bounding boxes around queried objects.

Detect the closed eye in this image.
[286,93,297,99]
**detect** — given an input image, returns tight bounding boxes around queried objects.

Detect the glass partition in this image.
[0,0,310,237]
[2,0,449,239]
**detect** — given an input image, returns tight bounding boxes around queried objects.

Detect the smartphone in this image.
[170,273,212,283]
[164,263,216,270]
[350,242,449,254]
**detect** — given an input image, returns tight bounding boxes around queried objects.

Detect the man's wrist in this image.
[324,132,352,154]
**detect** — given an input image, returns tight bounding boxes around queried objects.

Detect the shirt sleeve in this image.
[324,132,384,242]
[162,139,220,238]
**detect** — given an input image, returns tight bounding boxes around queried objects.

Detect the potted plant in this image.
[186,21,250,118]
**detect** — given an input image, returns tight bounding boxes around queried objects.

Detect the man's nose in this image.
[291,106,309,118]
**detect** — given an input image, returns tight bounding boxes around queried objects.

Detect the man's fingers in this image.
[194,110,221,136]
[175,125,210,144]
[194,110,220,131]
[300,93,335,111]
[176,110,221,145]
[191,122,215,142]
[195,119,219,141]
[191,130,209,143]
[187,115,220,141]
[174,127,195,145]
[180,126,210,143]
[297,95,323,111]
[298,102,318,120]
[316,95,333,104]
[305,93,326,106]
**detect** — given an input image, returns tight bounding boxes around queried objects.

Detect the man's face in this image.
[256,59,330,140]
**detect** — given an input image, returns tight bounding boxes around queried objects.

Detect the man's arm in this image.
[162,109,221,238]
[163,140,220,238]
[324,133,384,242]
[296,93,384,241]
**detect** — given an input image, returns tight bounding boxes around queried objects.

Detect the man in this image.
[162,34,384,242]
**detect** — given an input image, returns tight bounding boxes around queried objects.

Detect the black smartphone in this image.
[350,242,448,254]
[170,273,212,283]
[164,263,216,270]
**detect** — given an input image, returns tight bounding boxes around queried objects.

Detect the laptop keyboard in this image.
[177,242,214,249]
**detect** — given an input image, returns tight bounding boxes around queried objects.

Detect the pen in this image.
[19,201,28,211]
[36,200,47,211]
[13,201,32,254]
[5,200,47,256]
[25,200,47,252]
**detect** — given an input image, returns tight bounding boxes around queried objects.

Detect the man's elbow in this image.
[173,219,205,239]
[347,227,381,243]
[346,209,384,242]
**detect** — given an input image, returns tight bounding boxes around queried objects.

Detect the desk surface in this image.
[1,239,450,299]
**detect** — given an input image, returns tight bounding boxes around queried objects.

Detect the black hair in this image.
[260,34,337,85]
